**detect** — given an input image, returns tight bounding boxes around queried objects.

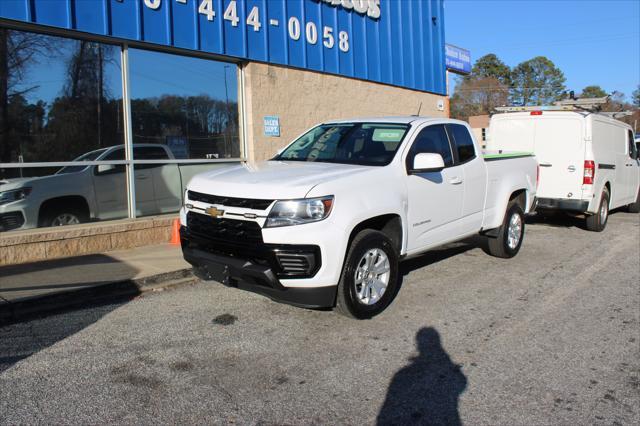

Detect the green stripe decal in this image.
[482,152,533,159]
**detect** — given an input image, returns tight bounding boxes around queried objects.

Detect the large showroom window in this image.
[126,48,241,218]
[0,27,241,233]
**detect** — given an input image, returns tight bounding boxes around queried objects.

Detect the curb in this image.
[0,268,197,326]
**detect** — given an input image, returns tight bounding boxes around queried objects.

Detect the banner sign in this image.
[445,44,471,75]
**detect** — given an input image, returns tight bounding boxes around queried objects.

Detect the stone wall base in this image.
[0,215,176,266]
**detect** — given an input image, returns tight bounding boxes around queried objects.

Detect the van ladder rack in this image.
[494,96,610,113]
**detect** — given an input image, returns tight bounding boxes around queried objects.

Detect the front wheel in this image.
[486,203,525,258]
[335,230,399,319]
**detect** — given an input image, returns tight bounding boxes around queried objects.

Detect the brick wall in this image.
[242,63,449,162]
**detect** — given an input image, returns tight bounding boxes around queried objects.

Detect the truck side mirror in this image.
[410,153,445,174]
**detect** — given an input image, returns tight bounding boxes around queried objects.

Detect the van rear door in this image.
[533,116,585,200]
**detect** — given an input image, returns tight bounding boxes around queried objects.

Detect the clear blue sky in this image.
[444,0,640,100]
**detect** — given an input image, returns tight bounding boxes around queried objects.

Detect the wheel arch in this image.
[347,214,404,256]
[38,195,90,226]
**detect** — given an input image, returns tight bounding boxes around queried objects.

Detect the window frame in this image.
[0,23,245,223]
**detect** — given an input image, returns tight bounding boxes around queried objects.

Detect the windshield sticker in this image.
[372,128,406,142]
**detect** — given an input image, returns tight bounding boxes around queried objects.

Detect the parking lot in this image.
[1,212,638,425]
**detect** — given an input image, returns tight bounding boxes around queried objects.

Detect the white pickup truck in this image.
[180,117,538,318]
[0,144,183,231]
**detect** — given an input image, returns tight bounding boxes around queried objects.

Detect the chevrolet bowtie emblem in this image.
[205,207,224,218]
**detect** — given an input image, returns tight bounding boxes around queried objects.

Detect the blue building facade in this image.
[0,0,447,94]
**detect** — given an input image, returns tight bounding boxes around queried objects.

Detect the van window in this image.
[406,125,454,170]
[448,124,476,163]
[629,131,638,160]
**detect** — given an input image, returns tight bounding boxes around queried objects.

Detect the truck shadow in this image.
[398,236,482,285]
[377,327,467,425]
[0,254,141,374]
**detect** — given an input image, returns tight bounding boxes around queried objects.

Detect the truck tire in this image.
[487,203,525,259]
[586,188,609,232]
[41,208,88,228]
[628,188,640,213]
[335,229,399,319]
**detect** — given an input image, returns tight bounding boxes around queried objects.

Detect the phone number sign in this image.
[0,0,447,95]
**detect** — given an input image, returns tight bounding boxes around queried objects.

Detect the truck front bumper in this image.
[536,198,589,212]
[180,226,337,309]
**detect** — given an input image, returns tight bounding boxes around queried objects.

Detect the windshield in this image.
[274,122,410,166]
[56,149,107,175]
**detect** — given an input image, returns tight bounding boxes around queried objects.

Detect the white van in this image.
[487,111,640,231]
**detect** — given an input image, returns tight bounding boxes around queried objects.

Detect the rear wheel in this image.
[586,188,609,232]
[335,230,399,319]
[487,202,525,258]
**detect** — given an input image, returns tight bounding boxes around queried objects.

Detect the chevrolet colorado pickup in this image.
[0,144,181,231]
[180,117,538,318]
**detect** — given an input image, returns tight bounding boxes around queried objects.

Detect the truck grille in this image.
[0,212,25,231]
[186,212,263,245]
[187,191,274,210]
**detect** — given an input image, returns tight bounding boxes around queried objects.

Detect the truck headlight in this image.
[0,187,32,206]
[265,196,334,228]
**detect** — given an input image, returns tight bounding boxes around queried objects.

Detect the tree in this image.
[0,30,57,167]
[510,56,566,106]
[467,53,511,86]
[579,85,607,99]
[633,85,640,108]
[450,77,509,121]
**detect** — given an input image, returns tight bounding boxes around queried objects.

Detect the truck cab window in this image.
[448,124,476,163]
[134,146,170,169]
[95,148,125,175]
[406,124,454,171]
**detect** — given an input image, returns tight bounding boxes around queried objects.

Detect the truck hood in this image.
[188,161,372,200]
[0,177,39,191]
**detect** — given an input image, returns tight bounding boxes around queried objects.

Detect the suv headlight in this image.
[265,196,334,228]
[0,187,32,206]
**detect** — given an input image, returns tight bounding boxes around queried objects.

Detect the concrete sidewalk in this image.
[0,244,193,323]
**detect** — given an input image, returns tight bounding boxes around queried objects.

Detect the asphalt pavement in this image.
[1,211,638,425]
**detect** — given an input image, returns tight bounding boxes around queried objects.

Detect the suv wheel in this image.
[335,229,399,319]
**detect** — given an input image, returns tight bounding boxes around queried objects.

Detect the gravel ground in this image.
[1,211,638,425]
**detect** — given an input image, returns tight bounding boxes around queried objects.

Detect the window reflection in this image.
[129,49,240,160]
[0,28,240,232]
[0,29,124,177]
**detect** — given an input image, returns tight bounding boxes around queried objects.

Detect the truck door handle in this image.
[449,177,463,185]
[539,163,552,167]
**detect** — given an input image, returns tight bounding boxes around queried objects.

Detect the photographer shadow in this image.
[377,327,467,426]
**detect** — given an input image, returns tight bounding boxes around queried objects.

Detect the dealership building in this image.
[0,0,450,265]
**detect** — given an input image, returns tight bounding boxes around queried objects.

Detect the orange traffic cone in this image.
[169,218,181,246]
